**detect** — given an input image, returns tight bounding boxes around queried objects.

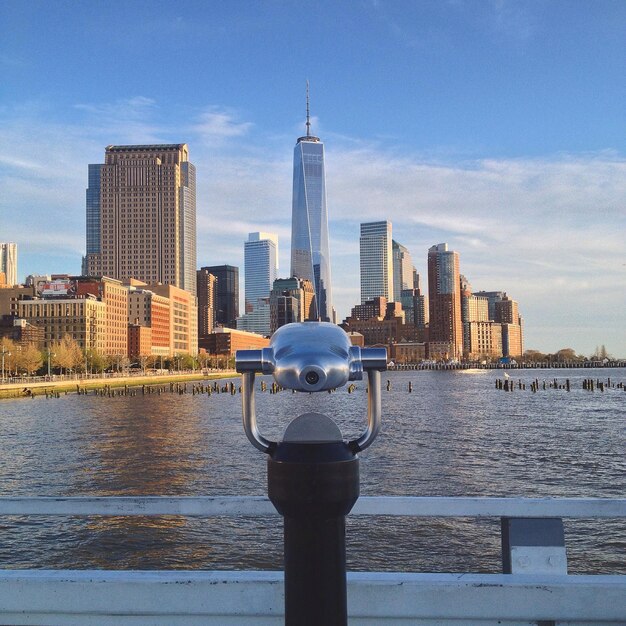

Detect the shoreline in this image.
[0,371,238,400]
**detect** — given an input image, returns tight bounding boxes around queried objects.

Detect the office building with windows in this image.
[427,243,463,359]
[269,277,316,333]
[290,87,333,322]
[200,265,239,329]
[196,269,217,338]
[85,144,197,295]
[238,232,277,337]
[244,232,278,313]
[360,221,393,304]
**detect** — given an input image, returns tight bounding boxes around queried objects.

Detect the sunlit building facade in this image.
[0,243,17,287]
[427,243,463,359]
[86,144,197,295]
[196,268,217,338]
[18,297,106,353]
[147,283,198,356]
[392,240,415,302]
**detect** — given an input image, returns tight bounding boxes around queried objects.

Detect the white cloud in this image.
[192,107,253,141]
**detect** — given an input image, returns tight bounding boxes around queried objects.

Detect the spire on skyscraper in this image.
[298,81,319,144]
[306,80,311,138]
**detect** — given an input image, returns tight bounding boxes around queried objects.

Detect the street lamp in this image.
[1,348,11,382]
[47,351,56,377]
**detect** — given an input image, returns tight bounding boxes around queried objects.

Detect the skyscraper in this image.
[85,144,197,295]
[0,243,17,286]
[392,240,415,302]
[427,243,463,359]
[196,268,217,337]
[360,221,393,304]
[290,85,333,322]
[244,232,278,313]
[201,265,239,328]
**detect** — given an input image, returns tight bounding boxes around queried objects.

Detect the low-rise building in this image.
[128,322,152,358]
[199,327,269,356]
[393,341,427,364]
[147,283,198,356]
[127,286,171,358]
[0,316,45,349]
[18,296,106,352]
[74,276,129,357]
[467,320,503,360]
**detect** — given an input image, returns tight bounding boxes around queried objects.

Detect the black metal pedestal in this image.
[268,439,359,626]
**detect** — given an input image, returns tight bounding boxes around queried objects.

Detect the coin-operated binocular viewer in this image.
[236,322,387,626]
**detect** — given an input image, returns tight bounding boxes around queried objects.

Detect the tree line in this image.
[523,345,613,363]
[0,335,226,377]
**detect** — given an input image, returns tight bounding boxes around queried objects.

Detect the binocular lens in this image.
[305,371,320,385]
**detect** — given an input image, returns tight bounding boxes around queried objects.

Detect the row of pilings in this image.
[22,373,625,400]
[42,379,294,399]
[496,377,625,392]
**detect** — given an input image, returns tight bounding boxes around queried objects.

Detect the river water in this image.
[0,369,623,574]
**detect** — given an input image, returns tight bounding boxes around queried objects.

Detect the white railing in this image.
[0,495,624,625]
[0,494,624,517]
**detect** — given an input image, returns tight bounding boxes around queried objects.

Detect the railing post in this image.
[501,517,567,575]
[501,517,568,626]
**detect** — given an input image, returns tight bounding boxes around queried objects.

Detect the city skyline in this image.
[1,2,624,356]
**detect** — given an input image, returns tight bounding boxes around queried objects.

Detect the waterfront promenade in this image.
[0,370,237,400]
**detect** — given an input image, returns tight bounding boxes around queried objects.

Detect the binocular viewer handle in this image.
[239,364,384,454]
[236,324,387,454]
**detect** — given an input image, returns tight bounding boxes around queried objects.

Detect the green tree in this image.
[179,353,195,370]
[197,352,211,370]
[85,348,108,374]
[16,344,43,375]
[523,349,546,362]
[555,348,581,362]
[51,335,83,374]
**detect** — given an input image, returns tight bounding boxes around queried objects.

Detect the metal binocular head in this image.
[236,322,387,392]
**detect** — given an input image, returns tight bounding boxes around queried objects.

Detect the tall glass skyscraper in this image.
[290,87,333,322]
[360,221,393,304]
[244,232,278,313]
[237,232,278,336]
[392,239,416,302]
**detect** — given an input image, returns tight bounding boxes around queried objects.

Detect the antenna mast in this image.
[306,80,311,137]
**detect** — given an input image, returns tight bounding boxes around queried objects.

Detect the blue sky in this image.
[1,1,625,356]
